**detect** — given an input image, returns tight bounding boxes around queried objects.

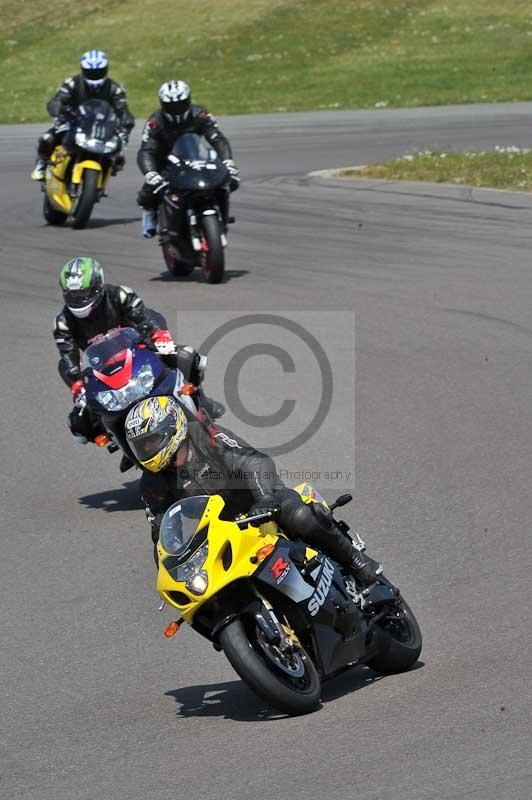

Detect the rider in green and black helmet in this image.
[53,257,224,466]
[59,255,104,319]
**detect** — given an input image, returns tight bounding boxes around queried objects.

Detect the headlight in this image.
[96,390,121,410]
[187,571,208,595]
[137,363,155,392]
[76,135,105,153]
[94,363,155,410]
[174,543,209,595]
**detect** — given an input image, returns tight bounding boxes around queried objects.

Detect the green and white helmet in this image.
[59,257,104,318]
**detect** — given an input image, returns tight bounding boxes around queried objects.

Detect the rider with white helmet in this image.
[136,80,240,237]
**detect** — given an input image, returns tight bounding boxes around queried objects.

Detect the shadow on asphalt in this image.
[78,479,142,513]
[165,664,401,722]
[165,680,288,722]
[85,216,141,228]
[149,269,249,284]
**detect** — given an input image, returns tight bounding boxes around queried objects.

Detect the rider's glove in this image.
[151,329,176,355]
[247,497,281,525]
[145,171,169,194]
[70,379,86,407]
[223,159,240,190]
[54,113,71,131]
[118,130,129,149]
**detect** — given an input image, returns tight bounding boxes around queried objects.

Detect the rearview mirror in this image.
[330,493,352,512]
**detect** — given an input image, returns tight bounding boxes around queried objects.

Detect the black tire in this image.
[201,214,225,284]
[219,616,321,716]
[43,194,67,226]
[161,242,194,277]
[366,597,422,675]
[72,168,99,229]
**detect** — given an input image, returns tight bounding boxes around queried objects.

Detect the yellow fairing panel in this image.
[45,146,73,214]
[157,495,279,624]
[72,160,103,185]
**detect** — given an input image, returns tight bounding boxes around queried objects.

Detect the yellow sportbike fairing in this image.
[71,159,108,189]
[157,487,327,625]
[44,149,110,215]
[157,494,282,624]
[44,146,74,214]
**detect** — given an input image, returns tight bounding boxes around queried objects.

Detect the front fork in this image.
[253,592,296,654]
[187,206,228,250]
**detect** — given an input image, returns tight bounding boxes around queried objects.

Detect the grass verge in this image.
[339,148,532,192]
[3,1,532,123]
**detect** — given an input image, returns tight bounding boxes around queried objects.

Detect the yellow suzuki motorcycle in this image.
[157,483,422,716]
[43,99,123,228]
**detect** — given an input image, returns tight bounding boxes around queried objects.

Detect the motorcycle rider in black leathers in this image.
[136,80,240,237]
[54,257,224,469]
[31,50,135,181]
[124,395,383,584]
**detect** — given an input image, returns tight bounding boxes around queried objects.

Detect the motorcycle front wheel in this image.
[219,616,321,716]
[201,214,225,284]
[366,596,422,674]
[72,168,99,229]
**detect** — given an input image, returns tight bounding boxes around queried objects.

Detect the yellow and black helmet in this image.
[125,396,187,472]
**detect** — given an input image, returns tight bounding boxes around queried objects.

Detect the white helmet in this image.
[159,80,191,123]
[80,50,109,88]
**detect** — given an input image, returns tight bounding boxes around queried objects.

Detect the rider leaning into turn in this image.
[136,80,240,238]
[31,50,135,181]
[124,395,382,584]
[53,257,224,464]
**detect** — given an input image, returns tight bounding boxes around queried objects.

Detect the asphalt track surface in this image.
[2,103,532,800]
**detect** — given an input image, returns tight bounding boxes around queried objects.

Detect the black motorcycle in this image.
[158,133,230,284]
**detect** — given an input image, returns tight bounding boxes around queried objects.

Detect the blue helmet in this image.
[80,50,109,87]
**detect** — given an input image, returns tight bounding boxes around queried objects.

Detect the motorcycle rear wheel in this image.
[72,168,99,229]
[43,195,67,226]
[366,597,422,674]
[201,214,225,284]
[219,617,321,716]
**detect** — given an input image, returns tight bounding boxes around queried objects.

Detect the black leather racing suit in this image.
[141,420,357,568]
[136,105,234,212]
[53,283,197,440]
[37,75,135,160]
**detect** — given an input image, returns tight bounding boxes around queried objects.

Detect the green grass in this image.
[3,1,532,123]
[340,148,532,191]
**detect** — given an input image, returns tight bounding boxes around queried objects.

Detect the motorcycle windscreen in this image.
[83,328,162,411]
[171,133,214,162]
[76,98,118,142]
[83,327,141,370]
[166,133,228,191]
[160,496,212,555]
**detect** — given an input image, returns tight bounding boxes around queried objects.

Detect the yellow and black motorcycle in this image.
[43,99,123,229]
[157,483,422,716]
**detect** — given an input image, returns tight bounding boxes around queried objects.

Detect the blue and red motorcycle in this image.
[82,327,200,466]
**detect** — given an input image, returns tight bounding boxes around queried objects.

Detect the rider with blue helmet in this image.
[31,50,135,180]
